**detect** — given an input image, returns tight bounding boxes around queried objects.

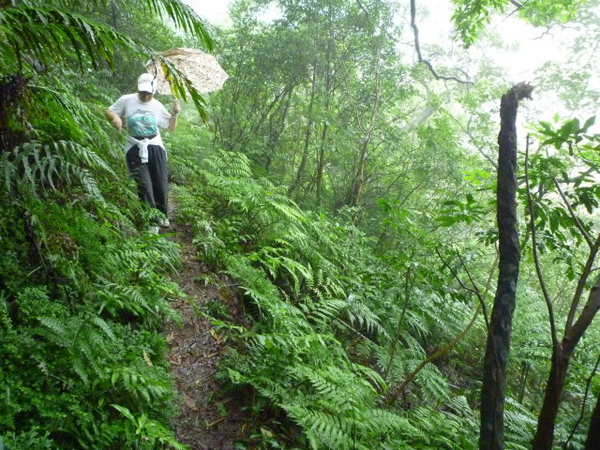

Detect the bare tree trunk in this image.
[0,75,29,152]
[315,5,335,209]
[479,83,532,450]
[585,389,600,449]
[533,273,600,448]
[531,347,570,449]
[289,61,317,196]
[345,140,368,207]
[345,76,380,208]
[265,91,292,171]
[315,122,328,207]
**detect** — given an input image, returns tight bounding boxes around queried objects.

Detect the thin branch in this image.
[553,178,593,248]
[409,0,473,85]
[384,249,498,405]
[566,234,600,330]
[524,134,558,348]
[355,0,370,23]
[383,269,413,380]
[437,249,490,327]
[453,115,498,169]
[563,352,600,449]
[492,0,530,33]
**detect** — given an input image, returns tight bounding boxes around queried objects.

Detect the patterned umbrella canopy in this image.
[146,48,229,95]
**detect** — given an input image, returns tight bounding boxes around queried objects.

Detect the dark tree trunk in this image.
[533,274,600,448]
[479,83,533,450]
[0,74,29,152]
[289,62,317,196]
[531,347,570,449]
[345,141,368,207]
[315,122,328,207]
[585,389,600,449]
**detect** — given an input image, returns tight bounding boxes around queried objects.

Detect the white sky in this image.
[185,0,232,25]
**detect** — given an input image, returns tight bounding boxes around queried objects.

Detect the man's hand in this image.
[171,100,181,115]
[168,101,181,132]
[105,109,123,131]
[111,116,123,131]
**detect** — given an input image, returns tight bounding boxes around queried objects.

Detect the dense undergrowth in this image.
[0,140,187,448]
[2,113,596,448]
[2,128,597,449]
[0,129,489,449]
[5,0,600,447]
[167,145,545,449]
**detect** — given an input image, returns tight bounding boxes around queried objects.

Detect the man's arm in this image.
[105,109,123,131]
[167,100,181,132]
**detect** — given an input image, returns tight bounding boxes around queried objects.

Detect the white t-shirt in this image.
[108,94,171,151]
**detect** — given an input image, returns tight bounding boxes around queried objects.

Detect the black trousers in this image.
[126,144,168,216]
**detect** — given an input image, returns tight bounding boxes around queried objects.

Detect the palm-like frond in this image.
[0,7,138,71]
[144,0,213,49]
[32,82,113,145]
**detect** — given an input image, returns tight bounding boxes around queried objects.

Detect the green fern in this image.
[0,141,115,202]
[173,150,445,448]
[111,404,189,450]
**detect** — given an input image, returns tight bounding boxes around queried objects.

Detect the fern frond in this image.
[285,404,355,450]
[108,367,171,403]
[203,150,253,178]
[35,314,116,386]
[1,141,113,202]
[1,7,138,71]
[32,84,111,145]
[346,294,389,339]
[111,404,189,449]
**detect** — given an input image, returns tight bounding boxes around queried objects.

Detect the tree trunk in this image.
[315,122,328,207]
[315,10,334,209]
[585,389,600,449]
[345,82,379,208]
[0,74,29,152]
[531,346,570,449]
[533,273,600,448]
[345,140,368,207]
[479,82,532,450]
[289,61,317,196]
[265,91,292,171]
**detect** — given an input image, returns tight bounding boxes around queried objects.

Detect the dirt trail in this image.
[162,222,247,449]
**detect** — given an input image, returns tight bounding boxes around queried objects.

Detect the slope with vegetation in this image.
[3,0,600,449]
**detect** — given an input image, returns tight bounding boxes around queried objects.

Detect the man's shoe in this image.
[158,218,170,227]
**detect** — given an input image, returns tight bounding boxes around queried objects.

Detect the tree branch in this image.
[564,352,600,448]
[525,135,558,349]
[410,0,473,84]
[553,178,593,248]
[384,249,497,405]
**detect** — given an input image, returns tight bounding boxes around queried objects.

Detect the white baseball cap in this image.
[137,73,156,94]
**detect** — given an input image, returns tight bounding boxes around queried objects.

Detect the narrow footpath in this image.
[162,221,248,449]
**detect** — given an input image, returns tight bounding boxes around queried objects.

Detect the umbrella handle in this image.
[149,57,159,87]
[149,57,175,96]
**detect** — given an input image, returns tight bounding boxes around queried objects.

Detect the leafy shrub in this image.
[0,139,185,447]
[174,150,483,448]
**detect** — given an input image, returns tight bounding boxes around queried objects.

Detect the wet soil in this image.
[162,222,250,449]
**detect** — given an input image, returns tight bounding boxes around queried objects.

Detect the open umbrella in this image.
[145,48,229,95]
